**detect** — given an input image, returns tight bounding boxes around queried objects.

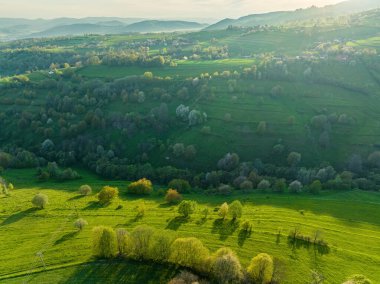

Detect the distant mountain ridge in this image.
[0,0,379,40]
[0,18,208,40]
[205,0,380,30]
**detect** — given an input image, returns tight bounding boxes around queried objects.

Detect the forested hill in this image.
[205,0,380,30]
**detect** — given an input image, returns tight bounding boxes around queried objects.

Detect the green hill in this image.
[205,0,380,30]
[0,169,379,283]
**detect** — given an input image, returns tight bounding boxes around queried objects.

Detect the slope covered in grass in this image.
[0,169,379,283]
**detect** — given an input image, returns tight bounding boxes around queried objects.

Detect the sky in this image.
[0,0,345,21]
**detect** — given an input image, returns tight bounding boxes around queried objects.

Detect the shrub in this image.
[32,193,49,209]
[144,72,153,79]
[92,226,117,258]
[170,237,209,272]
[74,218,88,231]
[247,253,274,284]
[229,200,243,220]
[211,248,243,284]
[201,126,211,135]
[178,200,197,218]
[309,180,322,195]
[127,178,153,195]
[289,180,303,193]
[165,189,183,204]
[79,184,92,196]
[98,186,119,204]
[218,202,229,220]
[168,179,191,193]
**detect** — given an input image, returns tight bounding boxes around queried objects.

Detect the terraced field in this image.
[0,169,379,283]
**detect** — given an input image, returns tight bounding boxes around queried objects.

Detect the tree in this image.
[98,186,119,204]
[273,179,286,193]
[240,180,253,190]
[32,193,49,209]
[79,184,92,196]
[178,200,197,218]
[74,218,88,231]
[247,253,274,284]
[257,180,270,190]
[343,274,372,284]
[168,271,200,284]
[287,152,301,167]
[310,270,325,284]
[92,226,117,258]
[169,237,209,272]
[184,145,197,160]
[289,180,303,193]
[348,154,363,174]
[149,232,173,262]
[129,225,155,260]
[368,151,380,168]
[257,121,267,135]
[165,189,183,204]
[211,248,243,284]
[168,179,191,193]
[217,153,240,171]
[116,228,129,255]
[127,178,153,195]
[136,202,146,217]
[229,200,243,220]
[172,143,185,157]
[218,202,229,220]
[309,180,322,195]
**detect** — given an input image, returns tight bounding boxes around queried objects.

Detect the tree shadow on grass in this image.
[67,195,85,201]
[238,229,252,247]
[287,236,330,256]
[158,203,173,208]
[196,217,208,226]
[126,215,144,225]
[54,231,80,245]
[211,218,239,241]
[1,207,38,226]
[166,216,189,231]
[83,201,102,210]
[61,259,178,284]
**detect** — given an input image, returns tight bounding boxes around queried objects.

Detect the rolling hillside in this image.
[205,0,380,30]
[0,18,207,40]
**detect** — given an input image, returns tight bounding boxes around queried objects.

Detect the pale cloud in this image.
[0,0,343,20]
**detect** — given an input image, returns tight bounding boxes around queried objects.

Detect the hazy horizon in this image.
[0,0,344,21]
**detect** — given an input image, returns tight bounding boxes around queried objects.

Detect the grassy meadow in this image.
[0,169,379,283]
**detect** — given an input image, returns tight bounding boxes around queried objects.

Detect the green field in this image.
[77,58,256,79]
[0,169,379,283]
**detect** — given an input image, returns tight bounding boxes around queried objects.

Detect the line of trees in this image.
[92,224,277,284]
